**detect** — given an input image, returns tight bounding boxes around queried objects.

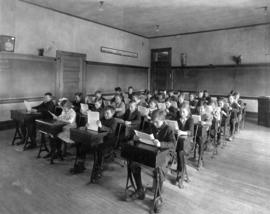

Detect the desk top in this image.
[10,109,42,122]
[35,119,67,127]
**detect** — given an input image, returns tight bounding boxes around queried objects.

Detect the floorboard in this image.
[0,118,269,214]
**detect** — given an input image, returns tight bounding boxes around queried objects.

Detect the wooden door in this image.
[150,48,172,91]
[56,51,86,99]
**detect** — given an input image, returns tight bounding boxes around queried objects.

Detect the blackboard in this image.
[0,56,56,99]
[173,65,270,97]
[86,63,148,93]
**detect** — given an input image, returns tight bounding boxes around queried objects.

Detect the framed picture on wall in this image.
[0,35,15,52]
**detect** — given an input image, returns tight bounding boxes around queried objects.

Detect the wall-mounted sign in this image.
[101,46,138,58]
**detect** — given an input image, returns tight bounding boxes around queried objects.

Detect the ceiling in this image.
[21,0,270,38]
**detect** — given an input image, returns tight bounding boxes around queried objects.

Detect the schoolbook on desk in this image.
[134,130,155,146]
[87,111,99,131]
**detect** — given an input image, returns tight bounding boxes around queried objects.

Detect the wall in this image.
[0,0,150,122]
[150,25,270,66]
[0,0,150,67]
[150,25,270,113]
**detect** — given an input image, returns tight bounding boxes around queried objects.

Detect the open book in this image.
[87,111,100,131]
[192,115,201,124]
[80,103,89,114]
[24,100,32,112]
[134,130,155,146]
[165,120,179,131]
[138,106,150,116]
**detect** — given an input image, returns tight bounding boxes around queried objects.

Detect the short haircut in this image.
[75,92,83,97]
[233,91,240,97]
[61,100,72,109]
[104,105,115,114]
[44,92,52,97]
[95,90,102,95]
[128,86,133,90]
[115,87,122,92]
[180,104,191,114]
[129,100,137,106]
[151,109,166,121]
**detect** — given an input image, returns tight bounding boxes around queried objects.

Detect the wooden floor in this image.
[0,118,270,214]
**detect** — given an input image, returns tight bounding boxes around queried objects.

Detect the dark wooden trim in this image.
[149,22,270,39]
[19,0,147,39]
[173,90,259,100]
[0,97,43,104]
[86,60,149,69]
[0,52,56,62]
[246,112,258,118]
[171,63,270,69]
[0,120,15,131]
[56,50,87,58]
[86,90,145,97]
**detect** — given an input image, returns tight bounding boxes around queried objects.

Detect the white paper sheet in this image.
[165,120,179,130]
[192,115,201,124]
[24,100,32,112]
[134,130,155,146]
[157,102,166,111]
[138,106,150,116]
[87,111,100,131]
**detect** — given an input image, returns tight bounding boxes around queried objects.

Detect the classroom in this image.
[0,0,270,214]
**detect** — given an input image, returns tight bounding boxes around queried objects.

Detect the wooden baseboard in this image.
[0,120,15,131]
[246,112,258,118]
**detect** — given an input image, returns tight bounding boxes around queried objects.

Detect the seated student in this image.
[233,91,244,130]
[165,98,178,120]
[111,87,125,103]
[203,90,211,104]
[153,89,159,100]
[189,93,197,114]
[122,100,141,137]
[50,100,77,160]
[168,90,177,101]
[175,105,194,188]
[32,92,55,119]
[144,90,152,107]
[93,90,105,104]
[70,106,117,180]
[177,93,185,109]
[72,92,84,113]
[132,95,143,106]
[196,90,205,103]
[227,94,240,141]
[126,110,176,212]
[127,86,134,100]
[112,94,126,118]
[91,99,105,119]
[215,98,228,143]
[157,93,165,103]
[21,92,56,149]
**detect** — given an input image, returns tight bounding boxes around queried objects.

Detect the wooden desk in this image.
[10,110,42,149]
[70,127,108,182]
[35,119,67,162]
[121,142,169,213]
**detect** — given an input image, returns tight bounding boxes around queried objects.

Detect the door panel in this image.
[56,51,86,99]
[150,48,172,91]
